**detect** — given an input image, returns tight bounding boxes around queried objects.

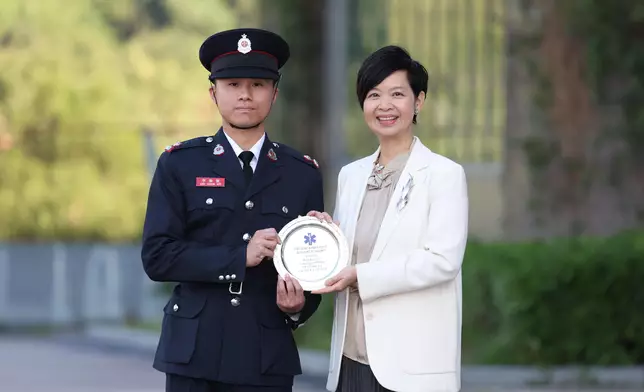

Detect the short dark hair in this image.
[356,45,429,124]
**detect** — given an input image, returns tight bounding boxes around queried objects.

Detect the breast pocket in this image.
[260,199,300,232]
[184,189,236,240]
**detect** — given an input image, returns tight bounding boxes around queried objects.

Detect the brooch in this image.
[396,173,414,212]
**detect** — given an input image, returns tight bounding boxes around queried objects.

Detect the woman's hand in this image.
[306,210,339,225]
[311,266,357,294]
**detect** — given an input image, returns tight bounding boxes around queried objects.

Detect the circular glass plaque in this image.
[273,216,349,291]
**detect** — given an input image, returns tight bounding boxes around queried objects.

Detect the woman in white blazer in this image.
[307,46,469,392]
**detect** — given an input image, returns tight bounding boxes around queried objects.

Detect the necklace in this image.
[373,162,385,174]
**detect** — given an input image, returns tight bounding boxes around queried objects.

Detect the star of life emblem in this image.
[237,34,251,54]
[304,232,316,246]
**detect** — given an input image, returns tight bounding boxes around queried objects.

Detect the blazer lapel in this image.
[209,128,245,190]
[343,148,380,251]
[370,137,431,262]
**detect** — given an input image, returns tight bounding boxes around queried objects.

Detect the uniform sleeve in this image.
[288,168,324,329]
[356,165,469,303]
[141,153,247,283]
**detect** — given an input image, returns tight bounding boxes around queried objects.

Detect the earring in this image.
[414,107,418,116]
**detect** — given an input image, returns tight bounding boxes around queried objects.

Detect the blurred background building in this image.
[0,0,642,390]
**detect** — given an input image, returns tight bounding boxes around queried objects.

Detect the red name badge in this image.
[196,177,225,187]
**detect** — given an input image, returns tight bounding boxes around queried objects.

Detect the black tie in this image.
[239,151,254,187]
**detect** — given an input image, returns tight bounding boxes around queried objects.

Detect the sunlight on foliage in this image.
[0,0,240,241]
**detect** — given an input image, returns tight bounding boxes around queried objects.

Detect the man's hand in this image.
[311,266,357,294]
[276,274,305,314]
[306,210,338,225]
[246,228,280,267]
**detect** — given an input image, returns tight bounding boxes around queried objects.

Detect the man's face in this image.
[210,78,278,130]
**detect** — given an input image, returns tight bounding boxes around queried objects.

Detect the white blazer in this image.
[326,137,469,392]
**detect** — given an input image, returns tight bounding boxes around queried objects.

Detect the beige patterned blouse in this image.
[342,149,411,365]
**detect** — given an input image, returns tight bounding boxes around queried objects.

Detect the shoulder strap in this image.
[273,142,320,169]
[164,136,211,153]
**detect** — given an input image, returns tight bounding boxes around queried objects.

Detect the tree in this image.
[0,0,240,241]
[503,0,644,239]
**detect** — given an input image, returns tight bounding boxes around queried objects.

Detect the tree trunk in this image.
[259,0,325,162]
[503,0,644,240]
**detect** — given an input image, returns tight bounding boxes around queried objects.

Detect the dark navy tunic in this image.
[141,128,324,387]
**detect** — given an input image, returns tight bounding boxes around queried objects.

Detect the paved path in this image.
[0,336,325,392]
[1,335,641,392]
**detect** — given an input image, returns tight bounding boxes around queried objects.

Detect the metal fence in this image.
[0,243,164,327]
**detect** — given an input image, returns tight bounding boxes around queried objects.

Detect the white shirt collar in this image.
[223,131,265,171]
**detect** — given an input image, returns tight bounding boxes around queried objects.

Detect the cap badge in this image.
[213,144,225,156]
[237,34,252,54]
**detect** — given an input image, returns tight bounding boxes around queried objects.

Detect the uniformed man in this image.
[141,28,324,392]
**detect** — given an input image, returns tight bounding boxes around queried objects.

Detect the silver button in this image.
[245,200,254,210]
[231,274,236,279]
[173,304,179,312]
[206,198,213,205]
[230,297,241,307]
[242,233,251,242]
[225,275,231,280]
[282,206,288,214]
[218,275,224,281]
[206,137,213,143]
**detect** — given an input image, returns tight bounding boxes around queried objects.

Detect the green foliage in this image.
[566,1,644,156]
[555,1,644,156]
[468,230,644,365]
[0,0,503,240]
[294,231,644,365]
[0,0,240,241]
[508,1,644,234]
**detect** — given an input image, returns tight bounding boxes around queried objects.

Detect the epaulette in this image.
[163,136,212,153]
[272,142,320,169]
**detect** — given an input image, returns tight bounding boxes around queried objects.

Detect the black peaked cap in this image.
[199,28,290,81]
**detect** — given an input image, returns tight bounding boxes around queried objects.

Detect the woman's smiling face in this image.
[362,70,423,138]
